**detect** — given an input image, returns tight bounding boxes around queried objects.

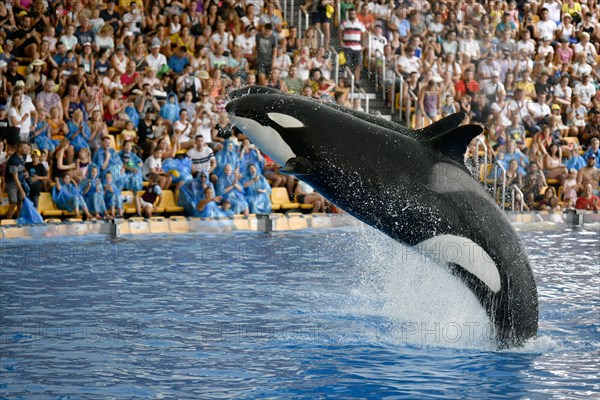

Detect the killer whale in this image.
[226,89,539,348]
[228,86,467,140]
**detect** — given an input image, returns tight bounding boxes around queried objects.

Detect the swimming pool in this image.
[0,223,598,398]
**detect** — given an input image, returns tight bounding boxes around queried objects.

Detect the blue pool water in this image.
[1,223,598,398]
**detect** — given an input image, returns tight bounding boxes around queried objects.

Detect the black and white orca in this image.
[226,88,538,348]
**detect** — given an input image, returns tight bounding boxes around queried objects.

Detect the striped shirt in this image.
[340,19,366,51]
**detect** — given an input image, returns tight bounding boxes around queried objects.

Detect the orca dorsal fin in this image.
[410,113,467,140]
[420,124,483,163]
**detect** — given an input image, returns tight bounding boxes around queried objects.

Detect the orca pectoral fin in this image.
[281,157,315,175]
[421,124,483,164]
[412,113,467,140]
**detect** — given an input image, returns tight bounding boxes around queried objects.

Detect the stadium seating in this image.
[271,187,300,210]
[38,193,63,217]
[159,190,184,214]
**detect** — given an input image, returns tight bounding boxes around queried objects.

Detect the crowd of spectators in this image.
[0,0,598,220]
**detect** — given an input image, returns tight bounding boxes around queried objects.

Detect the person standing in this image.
[339,8,366,84]
[254,23,278,77]
[5,142,30,219]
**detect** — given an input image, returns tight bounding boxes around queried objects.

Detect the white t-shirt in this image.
[173,120,193,143]
[143,155,162,179]
[8,101,35,141]
[537,20,558,41]
[146,52,168,70]
[187,146,215,173]
[234,34,256,57]
[543,1,562,23]
[573,82,596,104]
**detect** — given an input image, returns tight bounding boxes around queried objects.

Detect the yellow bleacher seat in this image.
[563,137,580,148]
[122,190,137,214]
[38,192,63,217]
[271,187,299,210]
[546,178,560,186]
[479,164,493,182]
[159,190,184,214]
[105,134,117,150]
[16,65,28,76]
[524,137,533,149]
[557,186,564,202]
[0,193,9,217]
[1,219,17,225]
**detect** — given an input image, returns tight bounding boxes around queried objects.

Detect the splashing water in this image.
[320,225,496,350]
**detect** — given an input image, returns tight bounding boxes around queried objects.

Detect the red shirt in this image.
[120,72,139,93]
[575,195,600,210]
[455,79,480,98]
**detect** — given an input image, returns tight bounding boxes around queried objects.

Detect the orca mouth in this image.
[282,157,315,175]
[228,115,297,167]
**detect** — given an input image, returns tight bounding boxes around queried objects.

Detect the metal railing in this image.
[389,71,403,121]
[357,88,369,113]
[475,137,488,183]
[511,185,524,212]
[343,66,355,99]
[379,52,386,102]
[282,0,293,24]
[407,89,418,128]
[299,8,309,37]
[334,51,339,86]
[493,161,507,211]
[315,26,325,49]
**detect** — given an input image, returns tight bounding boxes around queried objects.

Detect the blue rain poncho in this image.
[197,198,227,218]
[103,180,123,211]
[17,198,44,224]
[177,171,214,216]
[216,165,248,215]
[66,120,91,154]
[32,120,56,152]
[162,155,193,184]
[52,180,88,213]
[240,147,264,177]
[118,149,144,192]
[159,93,180,123]
[81,163,107,215]
[92,146,123,181]
[242,165,271,214]
[214,139,240,177]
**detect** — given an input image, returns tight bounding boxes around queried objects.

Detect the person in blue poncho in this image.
[196,186,227,218]
[119,140,144,192]
[242,163,271,214]
[500,141,529,176]
[159,93,180,126]
[162,149,193,190]
[81,163,107,218]
[52,173,93,219]
[217,163,249,216]
[66,109,91,155]
[220,199,234,217]
[93,135,123,181]
[103,171,124,218]
[565,147,586,171]
[31,109,56,153]
[239,139,264,176]
[177,171,214,216]
[214,139,240,178]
